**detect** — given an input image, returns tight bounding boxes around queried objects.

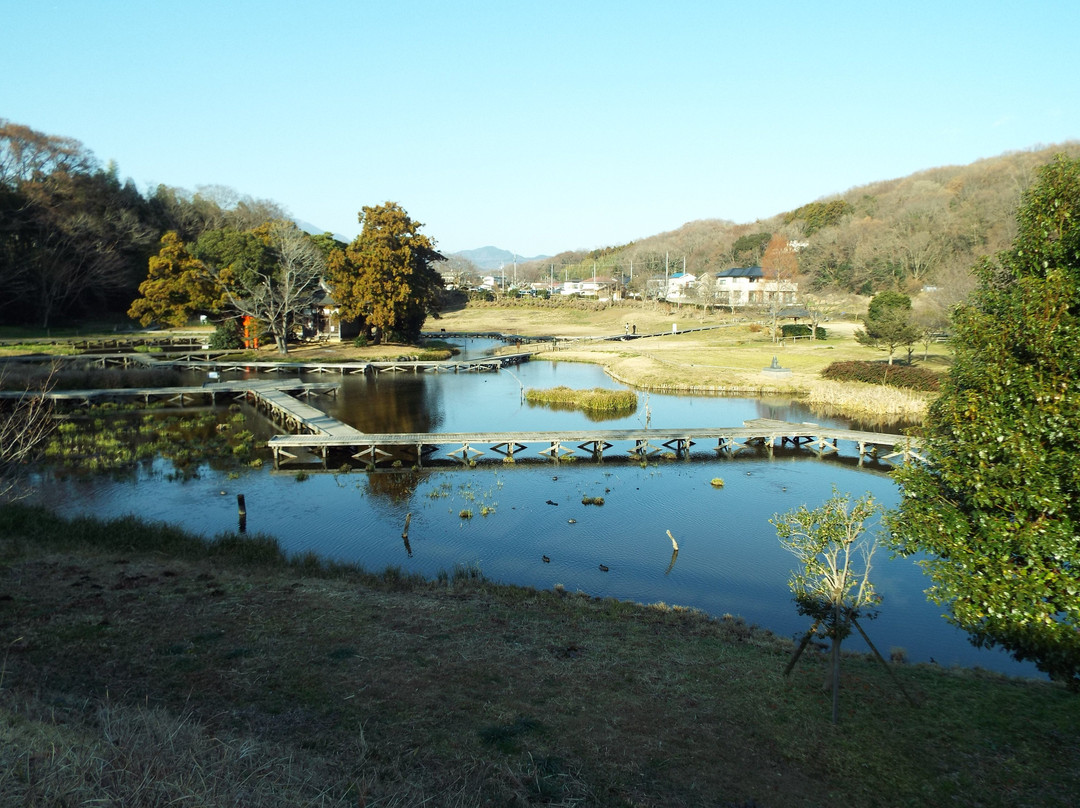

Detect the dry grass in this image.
[801,378,931,421]
[436,299,738,338]
[1,505,1078,807]
[525,386,638,413]
[538,326,937,422]
[0,694,357,806]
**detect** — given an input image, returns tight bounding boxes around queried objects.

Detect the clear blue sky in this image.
[4,0,1077,257]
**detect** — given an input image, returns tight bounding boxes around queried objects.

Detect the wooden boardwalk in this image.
[1,350,532,374]
[4,371,921,469]
[246,385,362,437]
[4,346,921,470]
[1,378,364,438]
[151,353,532,374]
[267,418,922,469]
[5,378,367,439]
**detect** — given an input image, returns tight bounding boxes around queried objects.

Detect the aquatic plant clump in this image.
[41,406,260,478]
[524,386,637,414]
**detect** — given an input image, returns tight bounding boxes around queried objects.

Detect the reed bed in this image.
[801,378,931,422]
[524,385,637,414]
[0,364,186,391]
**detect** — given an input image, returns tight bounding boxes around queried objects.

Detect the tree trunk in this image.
[831,602,842,724]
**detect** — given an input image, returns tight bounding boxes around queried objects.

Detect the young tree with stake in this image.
[773,490,912,722]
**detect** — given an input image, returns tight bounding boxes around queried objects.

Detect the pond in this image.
[35,338,1041,679]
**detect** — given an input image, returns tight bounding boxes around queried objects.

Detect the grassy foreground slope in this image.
[2,505,1078,807]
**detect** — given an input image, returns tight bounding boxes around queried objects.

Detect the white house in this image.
[664,272,697,303]
[559,280,583,296]
[579,276,618,298]
[712,266,797,308]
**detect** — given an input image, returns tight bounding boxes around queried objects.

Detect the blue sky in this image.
[4,0,1077,257]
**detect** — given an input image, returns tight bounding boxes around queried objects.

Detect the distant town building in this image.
[664,271,697,303]
[579,276,618,299]
[712,266,797,308]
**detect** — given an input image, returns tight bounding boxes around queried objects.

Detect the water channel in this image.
[36,338,1041,679]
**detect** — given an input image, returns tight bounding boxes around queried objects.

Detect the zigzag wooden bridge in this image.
[1,379,340,409]
[2,351,921,470]
[267,418,923,469]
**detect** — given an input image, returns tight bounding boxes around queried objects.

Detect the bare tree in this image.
[801,294,839,342]
[762,235,799,343]
[693,272,715,319]
[0,368,55,501]
[17,207,154,328]
[0,119,94,185]
[205,221,325,355]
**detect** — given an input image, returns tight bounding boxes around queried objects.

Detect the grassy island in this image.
[524,385,638,414]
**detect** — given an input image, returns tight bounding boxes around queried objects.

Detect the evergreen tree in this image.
[889,155,1080,688]
[128,231,225,327]
[327,202,445,343]
[855,290,920,364]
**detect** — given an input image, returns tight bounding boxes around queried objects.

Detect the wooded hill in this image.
[2,113,1077,329]
[517,142,1080,303]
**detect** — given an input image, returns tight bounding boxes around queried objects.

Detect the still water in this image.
[39,339,1040,679]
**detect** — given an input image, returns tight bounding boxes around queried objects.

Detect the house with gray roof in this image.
[712,266,797,309]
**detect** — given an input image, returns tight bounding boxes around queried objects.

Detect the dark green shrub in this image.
[209,318,244,349]
[781,324,826,339]
[822,360,940,392]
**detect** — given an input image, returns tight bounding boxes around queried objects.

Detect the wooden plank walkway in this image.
[0,379,339,406]
[246,386,362,437]
[151,353,532,374]
[1,378,362,439]
[267,418,922,468]
[0,352,532,374]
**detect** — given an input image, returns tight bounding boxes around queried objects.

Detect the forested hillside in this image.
[0,120,297,329]
[3,115,1077,328]
[520,142,1080,305]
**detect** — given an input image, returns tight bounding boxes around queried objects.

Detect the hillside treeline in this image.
[4,115,1079,328]
[520,142,1080,303]
[0,120,292,328]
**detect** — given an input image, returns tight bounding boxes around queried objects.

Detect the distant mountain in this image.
[294,219,351,244]
[451,246,549,271]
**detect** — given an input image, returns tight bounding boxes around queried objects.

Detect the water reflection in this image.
[30,340,1037,680]
[310,359,861,437]
[335,375,444,434]
[35,455,1039,680]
